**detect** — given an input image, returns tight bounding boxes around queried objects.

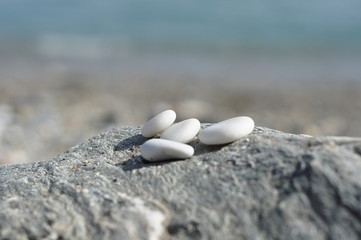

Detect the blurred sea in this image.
[1,0,361,83]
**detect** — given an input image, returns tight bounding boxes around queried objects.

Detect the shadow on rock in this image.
[118,136,226,171]
[114,134,147,152]
[189,139,225,156]
[122,155,186,171]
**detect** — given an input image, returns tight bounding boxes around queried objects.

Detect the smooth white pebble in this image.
[140,139,194,162]
[141,110,176,138]
[199,116,255,145]
[160,118,201,143]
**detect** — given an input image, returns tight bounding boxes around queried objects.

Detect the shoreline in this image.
[0,59,360,164]
[1,54,361,86]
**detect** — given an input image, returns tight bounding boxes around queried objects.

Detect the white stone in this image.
[160,118,201,143]
[199,116,255,145]
[140,139,194,162]
[141,110,176,138]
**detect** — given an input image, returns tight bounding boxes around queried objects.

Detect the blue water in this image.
[1,0,361,55]
[1,0,361,82]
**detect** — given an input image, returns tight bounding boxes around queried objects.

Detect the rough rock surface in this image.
[0,125,360,240]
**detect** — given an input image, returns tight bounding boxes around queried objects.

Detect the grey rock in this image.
[0,125,361,240]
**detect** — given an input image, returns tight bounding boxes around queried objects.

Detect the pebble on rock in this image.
[140,139,194,162]
[199,116,255,145]
[160,118,201,143]
[141,110,176,138]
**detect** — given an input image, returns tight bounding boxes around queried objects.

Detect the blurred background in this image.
[0,0,361,164]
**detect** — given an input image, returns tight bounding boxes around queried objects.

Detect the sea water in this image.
[1,0,361,83]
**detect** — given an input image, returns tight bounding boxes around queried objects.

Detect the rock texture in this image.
[0,125,361,240]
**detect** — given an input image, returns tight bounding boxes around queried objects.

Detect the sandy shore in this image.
[0,66,360,164]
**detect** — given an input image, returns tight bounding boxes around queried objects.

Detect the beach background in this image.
[1,0,361,164]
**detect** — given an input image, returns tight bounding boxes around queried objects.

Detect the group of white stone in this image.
[140,110,255,162]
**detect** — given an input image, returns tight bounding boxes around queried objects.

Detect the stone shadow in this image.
[122,155,186,171]
[188,139,225,156]
[115,134,190,171]
[113,134,147,152]
[121,139,225,171]
[115,134,226,171]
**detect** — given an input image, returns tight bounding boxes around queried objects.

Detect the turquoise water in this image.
[1,0,361,55]
[1,0,361,82]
